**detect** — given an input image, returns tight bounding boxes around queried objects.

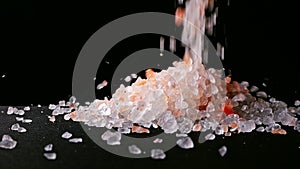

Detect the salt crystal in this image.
[48,104,56,110]
[224,132,231,137]
[131,73,137,79]
[262,82,267,87]
[238,120,256,133]
[2,74,5,78]
[59,100,66,106]
[101,130,121,145]
[97,80,108,90]
[128,145,142,155]
[250,86,259,92]
[215,126,224,135]
[256,91,268,98]
[150,149,166,160]
[0,134,17,149]
[240,81,249,89]
[69,138,83,143]
[23,106,30,111]
[294,100,300,106]
[170,36,176,52]
[85,101,90,105]
[69,96,76,104]
[153,138,163,144]
[64,114,71,120]
[7,107,14,115]
[11,123,20,131]
[232,93,246,102]
[18,127,27,133]
[48,116,55,123]
[17,110,25,116]
[37,104,41,107]
[43,153,57,160]
[176,137,194,149]
[22,119,32,123]
[256,126,265,132]
[124,76,131,82]
[176,133,188,137]
[44,144,53,151]
[61,131,72,139]
[16,117,24,121]
[205,133,216,141]
[118,128,131,134]
[218,146,227,157]
[160,36,164,53]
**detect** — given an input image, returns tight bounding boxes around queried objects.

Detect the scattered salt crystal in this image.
[256,91,267,98]
[48,104,56,110]
[16,110,25,116]
[37,104,41,107]
[240,81,249,88]
[69,138,83,143]
[69,96,76,104]
[59,100,66,106]
[131,73,137,79]
[250,86,259,92]
[97,80,108,90]
[262,82,267,87]
[150,149,166,160]
[44,144,53,151]
[205,133,216,141]
[48,116,55,123]
[176,133,188,137]
[2,74,5,78]
[256,126,265,132]
[18,127,27,133]
[218,146,227,157]
[22,119,32,123]
[170,36,176,52]
[63,114,71,121]
[61,132,73,139]
[0,134,17,149]
[7,107,14,115]
[43,153,57,160]
[176,137,194,149]
[23,106,30,111]
[101,130,121,145]
[11,123,20,131]
[85,101,90,105]
[294,100,300,106]
[16,117,24,121]
[160,36,164,53]
[128,145,142,155]
[224,132,231,137]
[232,93,246,102]
[118,128,131,134]
[153,138,163,144]
[124,76,131,82]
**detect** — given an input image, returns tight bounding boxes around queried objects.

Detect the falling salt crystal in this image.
[44,144,53,151]
[224,132,231,137]
[205,133,216,141]
[69,138,83,143]
[11,123,20,131]
[160,36,164,53]
[151,149,166,160]
[262,82,267,87]
[218,146,227,157]
[170,36,176,52]
[256,91,268,98]
[37,104,41,107]
[48,116,55,123]
[43,153,57,160]
[17,110,25,116]
[0,134,17,149]
[128,145,142,155]
[2,74,5,78]
[124,76,131,82]
[294,100,300,106]
[24,106,30,111]
[97,80,108,90]
[131,73,137,79]
[7,107,14,115]
[153,138,163,144]
[256,126,265,132]
[22,119,32,123]
[18,127,27,133]
[250,86,259,92]
[176,137,194,149]
[16,117,24,121]
[48,104,56,110]
[61,131,72,139]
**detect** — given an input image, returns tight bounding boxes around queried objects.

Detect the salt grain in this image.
[176,137,194,149]
[7,107,14,115]
[153,138,163,144]
[69,138,83,143]
[218,146,227,157]
[44,144,53,151]
[61,131,73,139]
[205,133,216,141]
[128,145,142,155]
[151,149,166,159]
[294,100,300,106]
[24,106,30,111]
[124,76,131,82]
[0,134,17,149]
[43,153,57,160]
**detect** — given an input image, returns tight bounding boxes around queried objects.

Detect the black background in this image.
[1,0,300,169]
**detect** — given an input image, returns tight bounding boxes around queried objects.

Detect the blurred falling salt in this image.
[69,138,83,143]
[97,80,108,90]
[256,91,268,98]
[2,74,5,78]
[176,137,194,149]
[124,76,131,83]
[128,145,142,155]
[250,86,259,92]
[43,153,57,160]
[170,36,176,52]
[150,149,166,159]
[218,146,227,157]
[16,117,24,121]
[153,138,163,144]
[205,133,216,140]
[44,144,53,151]
[22,119,32,123]
[16,110,25,116]
[23,106,30,111]
[160,36,164,54]
[294,100,300,106]
[37,104,41,108]
[18,127,27,133]
[0,134,17,149]
[11,123,20,131]
[61,131,72,139]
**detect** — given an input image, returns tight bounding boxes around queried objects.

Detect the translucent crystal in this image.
[7,107,14,115]
[238,120,256,133]
[0,134,17,149]
[205,133,216,140]
[43,153,57,160]
[16,117,24,121]
[256,126,265,132]
[153,138,163,144]
[124,76,131,82]
[44,144,53,151]
[176,137,194,149]
[232,93,246,102]
[18,127,27,133]
[61,131,72,139]
[48,104,56,110]
[101,130,121,145]
[17,110,25,116]
[23,106,30,111]
[128,145,142,155]
[150,149,166,159]
[22,119,32,123]
[158,111,178,134]
[69,138,83,143]
[218,146,227,157]
[250,86,259,92]
[11,123,20,131]
[295,100,300,106]
[256,91,267,98]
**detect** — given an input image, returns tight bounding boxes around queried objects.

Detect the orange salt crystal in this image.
[145,69,155,79]
[132,126,150,134]
[175,7,185,26]
[192,124,202,132]
[225,76,231,83]
[271,129,287,135]
[70,112,75,118]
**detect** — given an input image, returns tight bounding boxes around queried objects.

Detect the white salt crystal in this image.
[124,76,131,82]
[59,100,66,106]
[44,144,53,151]
[69,138,83,143]
[11,123,20,131]
[16,117,24,121]
[2,74,5,78]
[0,134,17,149]
[250,86,259,92]
[131,73,137,79]
[170,36,176,52]
[7,107,14,115]
[43,153,57,160]
[160,36,164,53]
[256,91,268,98]
[18,127,27,133]
[48,116,55,123]
[256,126,265,132]
[151,149,166,159]
[205,133,216,141]
[17,110,25,116]
[218,146,227,157]
[23,106,30,111]
[61,131,72,139]
[48,104,56,110]
[101,130,121,145]
[128,145,142,155]
[22,119,32,123]
[97,80,108,90]
[153,138,163,144]
[294,100,300,106]
[37,104,41,107]
[63,114,71,121]
[176,133,188,137]
[176,137,194,149]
